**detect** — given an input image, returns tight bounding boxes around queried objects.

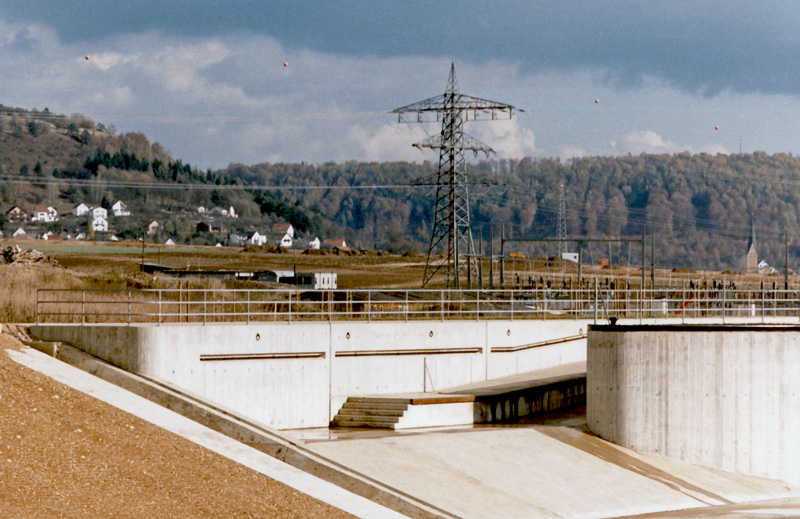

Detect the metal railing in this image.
[35,286,800,325]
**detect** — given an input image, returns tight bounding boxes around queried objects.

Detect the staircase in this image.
[331,397,410,429]
[331,394,476,430]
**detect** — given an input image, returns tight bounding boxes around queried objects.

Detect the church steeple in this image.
[747,215,758,274]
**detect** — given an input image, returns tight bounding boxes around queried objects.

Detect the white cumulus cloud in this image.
[610,130,679,155]
[471,118,536,159]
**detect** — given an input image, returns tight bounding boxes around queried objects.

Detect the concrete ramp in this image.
[307,424,800,519]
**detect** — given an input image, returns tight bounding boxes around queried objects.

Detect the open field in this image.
[2,239,797,324]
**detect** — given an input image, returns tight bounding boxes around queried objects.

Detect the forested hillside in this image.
[219,153,800,271]
[3,104,800,271]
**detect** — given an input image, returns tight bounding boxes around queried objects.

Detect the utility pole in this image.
[500,224,506,289]
[650,232,655,290]
[785,232,789,290]
[641,226,646,291]
[140,226,146,271]
[489,225,495,290]
[479,226,484,289]
[392,63,519,288]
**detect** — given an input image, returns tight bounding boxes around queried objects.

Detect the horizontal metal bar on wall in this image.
[492,334,588,353]
[335,347,483,357]
[199,352,325,361]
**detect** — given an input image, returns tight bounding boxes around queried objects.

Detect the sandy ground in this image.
[0,332,356,519]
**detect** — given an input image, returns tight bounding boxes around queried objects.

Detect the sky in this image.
[3,1,800,169]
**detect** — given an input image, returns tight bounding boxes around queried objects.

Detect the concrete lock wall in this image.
[31,319,590,429]
[587,325,800,484]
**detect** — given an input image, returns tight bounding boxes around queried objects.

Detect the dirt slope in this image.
[0,332,355,519]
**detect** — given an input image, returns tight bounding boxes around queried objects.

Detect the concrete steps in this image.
[331,398,409,429]
[331,395,476,430]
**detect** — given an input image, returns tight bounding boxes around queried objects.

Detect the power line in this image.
[0,175,426,191]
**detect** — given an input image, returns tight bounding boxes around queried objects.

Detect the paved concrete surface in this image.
[7,346,407,519]
[369,360,586,403]
[606,497,800,518]
[440,360,586,397]
[14,336,800,519]
[307,420,800,519]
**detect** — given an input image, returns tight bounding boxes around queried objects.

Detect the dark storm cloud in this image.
[5,1,800,97]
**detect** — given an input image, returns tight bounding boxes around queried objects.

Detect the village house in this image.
[271,223,293,248]
[91,216,109,232]
[196,222,221,233]
[272,232,292,248]
[271,222,295,238]
[227,232,245,247]
[323,238,349,251]
[209,206,238,218]
[13,228,26,238]
[248,231,267,246]
[146,220,159,236]
[91,207,108,220]
[72,203,90,217]
[5,206,28,222]
[31,206,58,223]
[308,237,321,250]
[112,200,131,216]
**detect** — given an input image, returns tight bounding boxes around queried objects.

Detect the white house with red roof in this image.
[32,206,58,222]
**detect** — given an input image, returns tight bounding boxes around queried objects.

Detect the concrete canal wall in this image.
[30,319,590,429]
[588,324,800,484]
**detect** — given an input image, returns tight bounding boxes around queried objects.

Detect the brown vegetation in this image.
[3,239,794,324]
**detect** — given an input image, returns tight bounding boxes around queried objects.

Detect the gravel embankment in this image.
[0,332,356,518]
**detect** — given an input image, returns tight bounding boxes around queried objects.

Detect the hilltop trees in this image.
[6,105,800,270]
[214,153,800,271]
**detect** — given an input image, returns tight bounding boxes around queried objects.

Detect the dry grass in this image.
[0,261,229,323]
[4,240,795,323]
[0,266,84,323]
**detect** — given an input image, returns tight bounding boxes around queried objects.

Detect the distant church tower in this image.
[747,217,758,274]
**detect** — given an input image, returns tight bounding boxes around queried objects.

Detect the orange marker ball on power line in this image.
[284,62,288,67]
[85,55,90,60]
[715,125,719,130]
[594,99,599,104]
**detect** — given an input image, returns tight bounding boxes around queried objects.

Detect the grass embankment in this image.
[0,264,228,323]
[0,241,431,323]
[5,240,790,323]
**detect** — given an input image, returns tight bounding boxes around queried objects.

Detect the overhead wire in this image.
[0,174,423,191]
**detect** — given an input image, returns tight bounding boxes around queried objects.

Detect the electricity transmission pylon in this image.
[556,184,567,257]
[392,63,518,288]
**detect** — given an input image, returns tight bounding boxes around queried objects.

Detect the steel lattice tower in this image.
[556,184,567,257]
[392,63,518,288]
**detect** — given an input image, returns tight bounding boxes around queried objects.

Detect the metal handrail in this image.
[35,287,800,325]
